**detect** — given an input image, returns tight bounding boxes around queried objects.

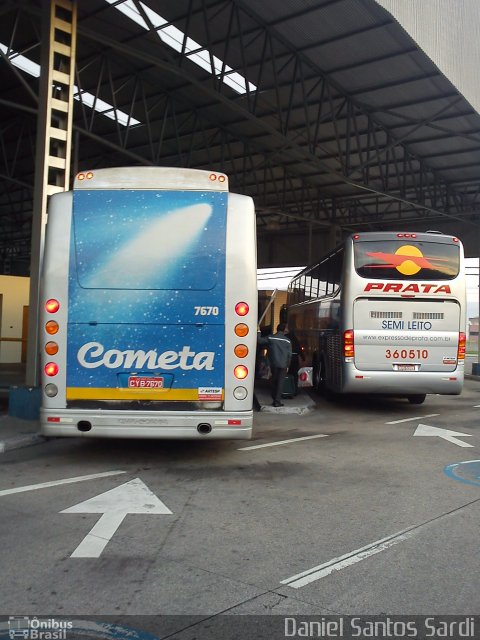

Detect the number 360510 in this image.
[385,349,428,359]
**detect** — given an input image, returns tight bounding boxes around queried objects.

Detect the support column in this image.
[25,0,77,389]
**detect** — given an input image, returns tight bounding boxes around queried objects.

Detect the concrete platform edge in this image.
[254,386,316,415]
[0,432,46,454]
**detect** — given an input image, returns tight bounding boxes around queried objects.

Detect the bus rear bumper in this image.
[40,408,253,439]
[341,367,464,395]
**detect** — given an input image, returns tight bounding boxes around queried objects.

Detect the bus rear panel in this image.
[40,167,257,439]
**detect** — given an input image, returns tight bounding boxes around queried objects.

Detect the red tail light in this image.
[343,329,354,358]
[45,299,60,313]
[235,302,249,316]
[234,365,248,379]
[457,332,466,360]
[45,362,59,376]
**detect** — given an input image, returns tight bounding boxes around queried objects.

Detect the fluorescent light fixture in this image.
[257,267,305,291]
[73,90,140,126]
[0,43,140,127]
[0,43,40,77]
[105,0,256,95]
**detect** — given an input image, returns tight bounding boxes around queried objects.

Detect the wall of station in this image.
[0,276,30,363]
[378,0,480,115]
[257,225,342,268]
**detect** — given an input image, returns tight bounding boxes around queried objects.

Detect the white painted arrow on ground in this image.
[61,478,173,558]
[413,424,474,448]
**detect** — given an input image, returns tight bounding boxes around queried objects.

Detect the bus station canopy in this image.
[1,0,480,274]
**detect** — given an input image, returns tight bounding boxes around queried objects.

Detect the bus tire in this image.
[315,357,335,400]
[407,394,426,405]
[312,356,321,394]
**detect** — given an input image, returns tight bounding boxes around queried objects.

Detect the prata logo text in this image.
[77,342,215,370]
[364,282,451,294]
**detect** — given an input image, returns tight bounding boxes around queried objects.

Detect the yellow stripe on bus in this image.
[66,388,224,401]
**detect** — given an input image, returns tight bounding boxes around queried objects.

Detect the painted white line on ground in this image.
[474,405,480,408]
[386,414,439,424]
[238,434,328,451]
[0,471,126,497]
[281,526,418,589]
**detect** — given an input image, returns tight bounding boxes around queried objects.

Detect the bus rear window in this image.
[354,240,460,280]
[72,189,226,290]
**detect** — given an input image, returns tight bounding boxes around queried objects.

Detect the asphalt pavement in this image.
[0,358,478,454]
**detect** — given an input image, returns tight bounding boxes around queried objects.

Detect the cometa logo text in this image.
[77,342,215,370]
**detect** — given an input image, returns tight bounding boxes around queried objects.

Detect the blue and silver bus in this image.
[40,167,257,439]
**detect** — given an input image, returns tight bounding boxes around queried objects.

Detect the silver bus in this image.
[287,231,466,404]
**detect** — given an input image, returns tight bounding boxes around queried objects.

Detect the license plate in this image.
[128,376,164,389]
[395,364,417,372]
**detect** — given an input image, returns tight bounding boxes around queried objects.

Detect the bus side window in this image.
[326,248,343,294]
[299,275,306,303]
[314,262,327,297]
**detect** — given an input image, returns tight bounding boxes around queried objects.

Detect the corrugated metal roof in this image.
[1,0,480,273]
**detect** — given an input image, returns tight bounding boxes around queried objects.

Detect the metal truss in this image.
[72,0,480,225]
[0,116,36,272]
[1,0,480,267]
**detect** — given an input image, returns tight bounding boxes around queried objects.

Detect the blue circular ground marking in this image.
[444,460,480,487]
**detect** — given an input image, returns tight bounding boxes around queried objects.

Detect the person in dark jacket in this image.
[287,328,304,396]
[258,322,292,407]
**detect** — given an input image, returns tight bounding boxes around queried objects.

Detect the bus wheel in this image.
[316,358,333,399]
[312,357,321,394]
[407,394,426,405]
